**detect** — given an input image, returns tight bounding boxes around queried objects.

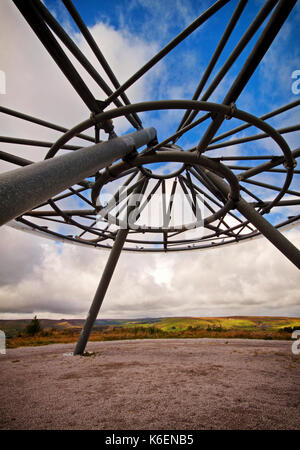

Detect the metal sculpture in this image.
[0,0,299,355]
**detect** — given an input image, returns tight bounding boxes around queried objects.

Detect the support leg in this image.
[73,173,145,355]
[204,169,300,269]
[236,198,300,269]
[73,228,128,355]
[0,127,156,226]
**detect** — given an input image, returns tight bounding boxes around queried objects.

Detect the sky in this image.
[0,0,299,320]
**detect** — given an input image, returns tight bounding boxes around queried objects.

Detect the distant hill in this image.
[1,316,300,338]
[0,317,163,337]
[118,316,300,333]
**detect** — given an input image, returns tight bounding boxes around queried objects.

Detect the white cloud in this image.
[0,0,160,150]
[0,224,299,319]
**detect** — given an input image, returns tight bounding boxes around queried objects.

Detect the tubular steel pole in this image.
[73,175,145,355]
[236,198,300,269]
[204,169,300,269]
[0,127,156,226]
[73,228,128,355]
[196,0,297,155]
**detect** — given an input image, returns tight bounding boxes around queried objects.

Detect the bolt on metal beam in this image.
[0,127,156,227]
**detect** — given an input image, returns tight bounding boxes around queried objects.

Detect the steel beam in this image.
[13,0,101,114]
[211,99,300,144]
[176,0,248,131]
[0,151,32,167]
[179,0,278,132]
[204,169,300,269]
[0,106,95,143]
[62,0,142,129]
[73,175,145,355]
[102,0,231,108]
[196,0,296,154]
[73,228,128,355]
[0,127,156,226]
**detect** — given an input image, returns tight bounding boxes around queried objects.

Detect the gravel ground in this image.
[0,338,299,430]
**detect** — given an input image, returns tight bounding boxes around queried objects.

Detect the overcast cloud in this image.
[0,224,299,319]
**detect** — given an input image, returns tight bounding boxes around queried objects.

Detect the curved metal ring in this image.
[45,100,293,212]
[92,150,240,232]
[138,144,186,180]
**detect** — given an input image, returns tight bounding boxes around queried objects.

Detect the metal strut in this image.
[73,228,129,355]
[73,174,145,355]
[204,170,300,269]
[0,127,156,226]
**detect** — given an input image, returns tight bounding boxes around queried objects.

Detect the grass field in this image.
[122,316,300,332]
[2,316,300,349]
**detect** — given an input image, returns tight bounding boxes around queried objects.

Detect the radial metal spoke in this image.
[189,166,227,204]
[161,179,168,229]
[150,113,211,151]
[196,0,296,156]
[110,175,146,225]
[223,0,296,107]
[62,0,142,129]
[77,220,106,239]
[186,170,255,232]
[0,151,32,167]
[165,178,178,228]
[135,177,149,222]
[215,155,280,161]
[241,178,300,197]
[211,99,300,144]
[177,0,247,132]
[239,184,265,204]
[180,0,279,132]
[26,215,69,226]
[0,106,95,143]
[40,186,89,206]
[237,148,300,181]
[68,187,94,208]
[0,136,81,150]
[134,179,162,218]
[228,165,300,175]
[16,215,105,245]
[179,175,211,222]
[249,199,300,208]
[185,174,236,232]
[26,209,96,217]
[47,198,108,239]
[13,0,102,114]
[235,220,252,236]
[178,176,197,218]
[98,175,145,221]
[0,128,156,225]
[161,181,168,250]
[185,170,203,221]
[34,0,140,131]
[206,124,300,151]
[215,211,231,232]
[101,0,231,108]
[73,228,129,355]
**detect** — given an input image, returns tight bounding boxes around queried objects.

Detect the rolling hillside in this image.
[1,316,300,338]
[120,316,300,332]
[0,317,161,337]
